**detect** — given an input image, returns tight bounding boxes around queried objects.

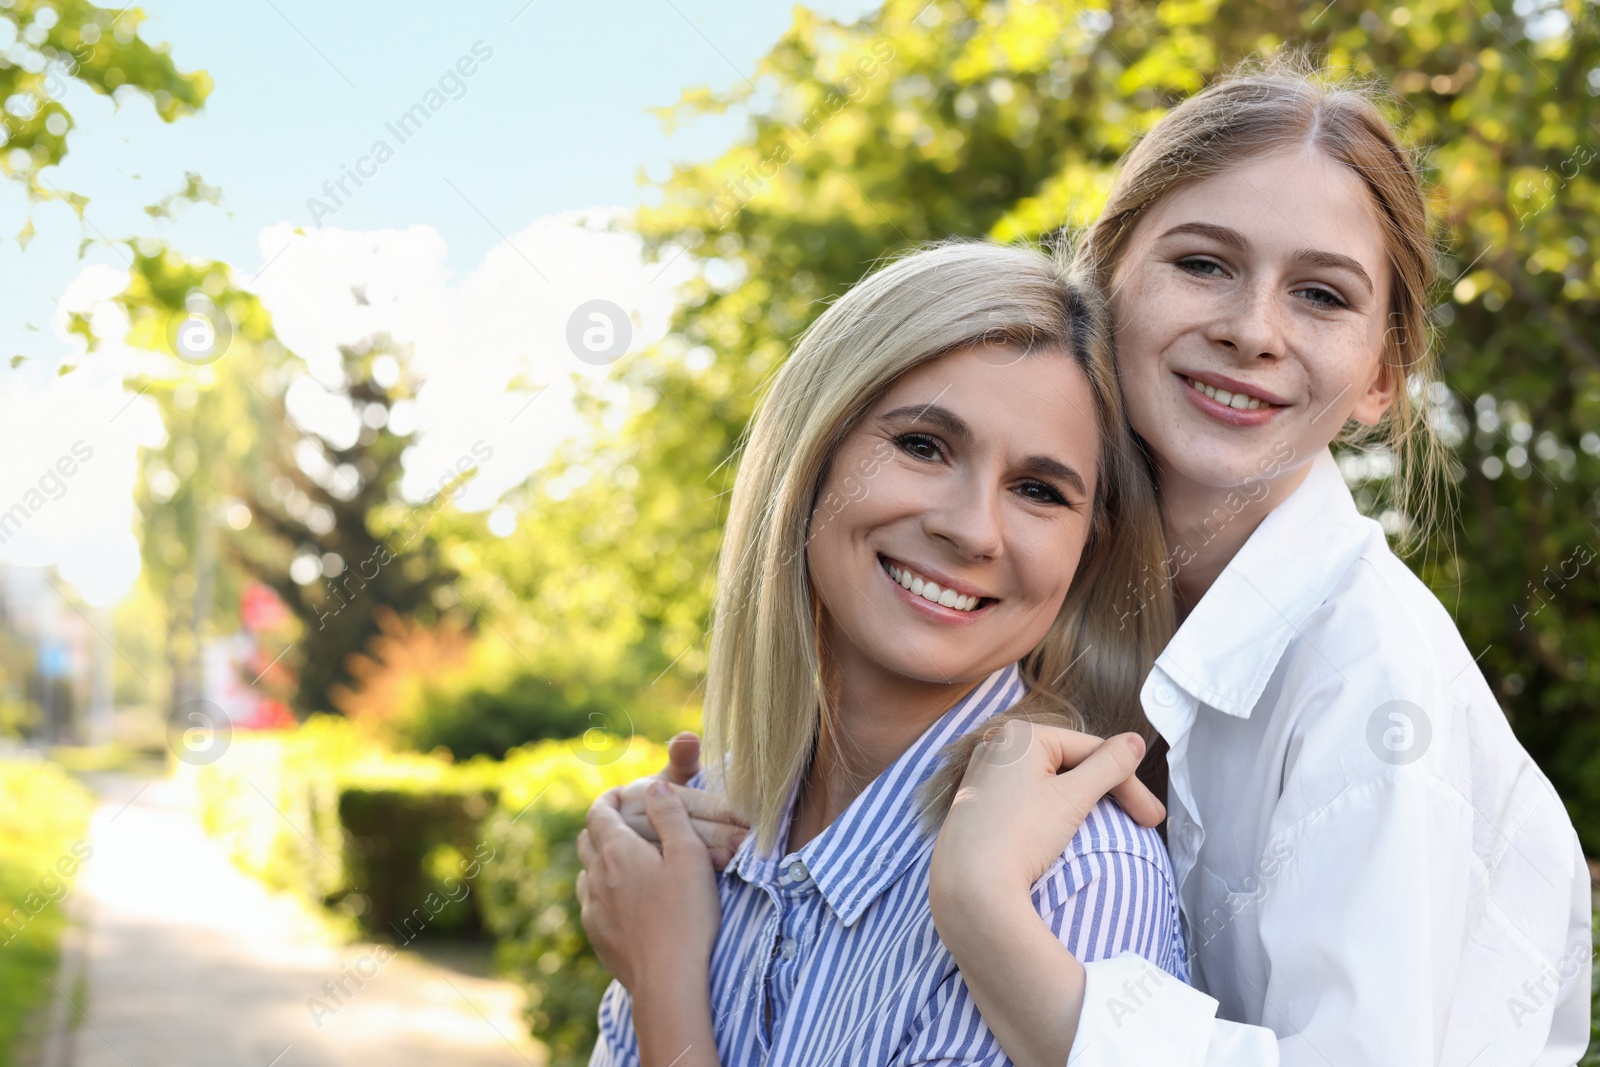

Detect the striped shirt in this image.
[590,662,1187,1066]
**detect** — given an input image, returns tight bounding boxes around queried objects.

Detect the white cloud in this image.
[6,210,694,607]
[250,209,693,510]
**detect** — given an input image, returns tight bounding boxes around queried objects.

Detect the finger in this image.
[577,828,596,870]
[644,779,712,861]
[1045,734,1148,825]
[621,810,663,845]
[663,731,704,786]
[1108,769,1166,829]
[689,816,748,854]
[588,793,653,855]
[974,719,1103,774]
[576,868,588,909]
[668,782,750,828]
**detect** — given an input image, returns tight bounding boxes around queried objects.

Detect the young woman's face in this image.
[805,343,1101,689]
[1110,148,1396,496]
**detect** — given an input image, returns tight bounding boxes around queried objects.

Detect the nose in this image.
[1206,279,1287,361]
[921,473,1004,562]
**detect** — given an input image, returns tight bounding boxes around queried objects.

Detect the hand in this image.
[931,724,1157,903]
[597,731,750,870]
[577,779,723,994]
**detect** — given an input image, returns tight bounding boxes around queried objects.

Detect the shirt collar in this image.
[1147,449,1375,727]
[727,661,1026,927]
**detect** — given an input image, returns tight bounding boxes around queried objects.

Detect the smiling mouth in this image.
[879,556,996,613]
[1181,375,1280,411]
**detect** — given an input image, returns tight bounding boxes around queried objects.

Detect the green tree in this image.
[0,1,209,234]
[233,332,458,716]
[540,0,1600,848]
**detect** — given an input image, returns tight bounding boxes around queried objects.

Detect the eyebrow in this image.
[879,403,1089,498]
[1156,221,1376,297]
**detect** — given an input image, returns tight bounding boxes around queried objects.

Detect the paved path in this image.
[64,774,544,1067]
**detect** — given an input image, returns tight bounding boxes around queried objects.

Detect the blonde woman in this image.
[599,64,1591,1066]
[577,240,1187,1066]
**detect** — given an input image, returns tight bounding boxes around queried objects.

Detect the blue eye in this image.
[1295,285,1349,309]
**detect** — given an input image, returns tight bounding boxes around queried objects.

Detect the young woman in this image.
[597,65,1592,1065]
[576,239,1191,1066]
[926,68,1592,1065]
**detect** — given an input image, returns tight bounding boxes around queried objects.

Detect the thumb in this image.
[663,732,703,787]
[644,779,711,860]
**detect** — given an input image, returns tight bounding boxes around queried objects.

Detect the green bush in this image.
[338,787,497,939]
[479,733,665,1067]
[0,757,95,1067]
[186,716,500,914]
[396,671,612,761]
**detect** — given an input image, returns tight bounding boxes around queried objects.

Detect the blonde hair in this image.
[1074,56,1448,546]
[701,239,1173,850]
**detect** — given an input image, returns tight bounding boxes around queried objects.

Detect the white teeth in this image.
[1185,376,1268,411]
[886,562,983,612]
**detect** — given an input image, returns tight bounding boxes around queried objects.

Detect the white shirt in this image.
[1068,449,1592,1066]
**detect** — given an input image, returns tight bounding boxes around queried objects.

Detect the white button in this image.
[788,861,806,882]
[1154,683,1177,706]
[780,938,797,960]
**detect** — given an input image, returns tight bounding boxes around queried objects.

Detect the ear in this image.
[1349,355,1398,427]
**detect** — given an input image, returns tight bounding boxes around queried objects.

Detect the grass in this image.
[0,756,96,1067]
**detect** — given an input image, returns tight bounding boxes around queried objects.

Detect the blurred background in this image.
[0,0,1596,1064]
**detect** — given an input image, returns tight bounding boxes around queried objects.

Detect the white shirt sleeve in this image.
[1067,768,1588,1066]
[1069,953,1279,1065]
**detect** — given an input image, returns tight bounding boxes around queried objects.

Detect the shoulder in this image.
[1029,797,1188,978]
[1030,796,1175,910]
[1292,529,1474,697]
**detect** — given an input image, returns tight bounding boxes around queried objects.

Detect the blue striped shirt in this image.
[591,662,1187,1066]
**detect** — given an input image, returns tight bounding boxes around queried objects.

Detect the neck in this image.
[1158,459,1313,618]
[787,635,981,853]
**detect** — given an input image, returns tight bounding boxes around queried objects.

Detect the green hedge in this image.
[188,718,665,1062]
[0,757,95,1067]
[478,734,664,1067]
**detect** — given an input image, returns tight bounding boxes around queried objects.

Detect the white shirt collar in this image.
[1147,449,1376,725]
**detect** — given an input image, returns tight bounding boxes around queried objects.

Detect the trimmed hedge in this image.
[478,734,665,1067]
[187,717,666,1063]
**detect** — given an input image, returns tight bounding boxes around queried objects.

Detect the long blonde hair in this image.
[1074,56,1448,546]
[702,239,1173,850]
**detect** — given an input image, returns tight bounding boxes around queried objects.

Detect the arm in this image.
[931,724,1276,1066]
[929,725,1160,1066]
[578,781,724,1067]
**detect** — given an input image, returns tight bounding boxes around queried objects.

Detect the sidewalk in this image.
[62,774,543,1067]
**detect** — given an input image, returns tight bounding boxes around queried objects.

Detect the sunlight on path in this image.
[70,775,543,1067]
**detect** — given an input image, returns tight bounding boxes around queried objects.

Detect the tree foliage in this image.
[535,0,1600,845]
[0,1,210,223]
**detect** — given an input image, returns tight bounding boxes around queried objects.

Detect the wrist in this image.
[931,871,1039,953]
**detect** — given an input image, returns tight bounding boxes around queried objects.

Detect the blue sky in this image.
[3,0,877,360]
[0,0,880,604]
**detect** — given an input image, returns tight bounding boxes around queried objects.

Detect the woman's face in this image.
[805,342,1101,689]
[1110,148,1396,497]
